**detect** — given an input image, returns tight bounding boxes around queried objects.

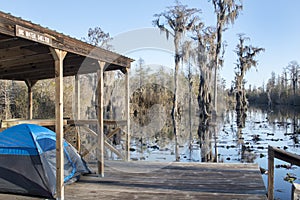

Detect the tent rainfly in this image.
[0,124,90,198]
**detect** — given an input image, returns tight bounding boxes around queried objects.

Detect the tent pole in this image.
[50,48,67,200]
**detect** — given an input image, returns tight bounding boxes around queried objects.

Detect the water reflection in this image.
[127,106,299,199]
[198,118,213,162]
[219,106,299,200]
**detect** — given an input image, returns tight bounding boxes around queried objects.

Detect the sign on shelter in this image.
[16,25,52,45]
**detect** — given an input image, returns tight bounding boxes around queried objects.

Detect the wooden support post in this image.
[268,146,274,200]
[50,48,67,200]
[125,68,130,161]
[292,183,300,200]
[97,61,105,177]
[74,75,80,120]
[74,75,81,152]
[25,79,37,120]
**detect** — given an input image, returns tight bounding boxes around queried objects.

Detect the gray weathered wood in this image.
[0,161,267,200]
[66,161,266,200]
[0,11,133,82]
[106,127,121,139]
[97,61,105,177]
[74,74,81,151]
[125,68,130,161]
[67,119,127,126]
[74,74,80,120]
[268,146,300,200]
[271,146,300,166]
[292,183,300,200]
[50,48,67,200]
[104,140,125,160]
[0,119,68,128]
[268,146,274,200]
[24,79,37,120]
[77,125,124,160]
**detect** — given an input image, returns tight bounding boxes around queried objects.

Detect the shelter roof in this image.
[0,11,133,81]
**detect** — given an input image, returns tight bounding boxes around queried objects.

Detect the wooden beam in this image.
[66,119,127,126]
[1,119,68,128]
[74,74,80,120]
[74,74,81,152]
[293,183,300,200]
[50,48,67,200]
[268,146,300,200]
[0,17,131,67]
[97,61,105,177]
[125,68,130,161]
[106,127,121,139]
[268,146,274,200]
[0,38,34,50]
[104,140,125,160]
[0,52,52,68]
[272,146,300,166]
[0,55,99,81]
[24,79,37,120]
[0,44,49,59]
[78,126,124,160]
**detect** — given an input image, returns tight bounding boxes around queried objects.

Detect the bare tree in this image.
[181,40,196,157]
[193,24,216,120]
[192,23,218,162]
[286,61,299,106]
[83,26,116,119]
[234,34,264,127]
[210,0,243,113]
[153,1,199,161]
[82,27,113,50]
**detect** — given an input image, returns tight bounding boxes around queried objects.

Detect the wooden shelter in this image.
[0,11,133,200]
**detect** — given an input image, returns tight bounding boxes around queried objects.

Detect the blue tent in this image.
[0,124,89,198]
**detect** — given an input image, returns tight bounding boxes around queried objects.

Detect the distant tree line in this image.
[246,61,300,107]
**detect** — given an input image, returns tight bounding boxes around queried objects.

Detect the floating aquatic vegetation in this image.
[284,173,297,183]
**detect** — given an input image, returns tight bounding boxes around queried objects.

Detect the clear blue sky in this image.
[1,0,300,88]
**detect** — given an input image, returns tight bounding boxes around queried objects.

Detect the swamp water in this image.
[127,106,300,200]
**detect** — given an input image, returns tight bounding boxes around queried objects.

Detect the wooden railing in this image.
[1,118,128,161]
[268,145,300,200]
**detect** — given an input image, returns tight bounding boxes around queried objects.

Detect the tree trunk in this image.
[198,117,211,162]
[235,75,247,128]
[171,35,180,161]
[213,19,223,115]
[188,65,193,161]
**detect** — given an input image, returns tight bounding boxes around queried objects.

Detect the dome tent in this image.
[0,124,89,198]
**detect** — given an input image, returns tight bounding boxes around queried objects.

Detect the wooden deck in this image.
[71,161,267,200]
[1,161,266,199]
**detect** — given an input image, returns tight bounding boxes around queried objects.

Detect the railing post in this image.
[268,145,274,200]
[292,183,300,200]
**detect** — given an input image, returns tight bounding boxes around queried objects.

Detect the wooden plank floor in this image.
[65,161,266,200]
[0,161,267,200]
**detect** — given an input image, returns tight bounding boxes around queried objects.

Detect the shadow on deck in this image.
[0,161,266,199]
[65,161,266,200]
